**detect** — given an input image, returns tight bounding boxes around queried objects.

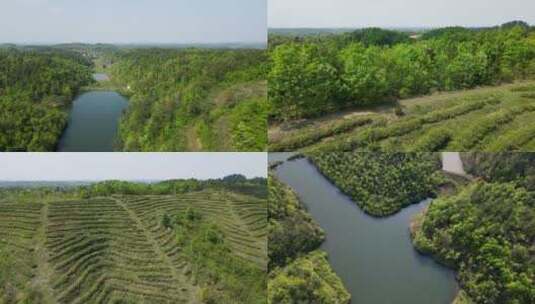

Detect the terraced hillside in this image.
[0,190,267,303]
[269,81,535,152]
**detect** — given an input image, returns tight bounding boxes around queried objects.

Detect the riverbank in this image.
[273,155,458,303]
[56,91,129,152]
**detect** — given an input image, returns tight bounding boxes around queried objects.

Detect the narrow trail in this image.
[112,197,200,303]
[32,202,55,303]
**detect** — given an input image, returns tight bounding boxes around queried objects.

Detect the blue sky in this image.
[0,0,266,44]
[269,0,535,28]
[0,153,267,181]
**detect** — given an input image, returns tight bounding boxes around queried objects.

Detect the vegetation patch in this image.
[268,23,535,152]
[412,182,534,304]
[309,152,443,216]
[0,177,267,303]
[110,49,267,151]
[163,207,266,303]
[268,174,349,303]
[269,24,535,122]
[271,83,535,152]
[0,48,94,151]
[268,251,351,304]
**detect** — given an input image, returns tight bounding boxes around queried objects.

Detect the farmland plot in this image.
[0,190,266,303]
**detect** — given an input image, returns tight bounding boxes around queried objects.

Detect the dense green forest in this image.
[413,182,534,304]
[0,177,266,303]
[411,153,534,304]
[0,175,267,202]
[0,48,94,151]
[309,152,442,216]
[269,22,535,121]
[1,44,267,152]
[109,48,267,151]
[268,175,350,303]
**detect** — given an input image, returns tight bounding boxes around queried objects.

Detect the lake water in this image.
[56,91,129,152]
[273,156,458,304]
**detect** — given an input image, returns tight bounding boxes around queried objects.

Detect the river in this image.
[271,154,459,304]
[56,74,128,152]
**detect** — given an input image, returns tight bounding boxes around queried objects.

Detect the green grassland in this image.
[0,188,266,303]
[269,81,535,152]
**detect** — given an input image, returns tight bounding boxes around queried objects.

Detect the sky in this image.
[269,0,535,28]
[0,153,266,181]
[0,0,266,44]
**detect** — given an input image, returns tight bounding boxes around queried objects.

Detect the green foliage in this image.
[268,43,341,120]
[269,23,535,121]
[0,176,267,203]
[449,104,535,150]
[0,49,93,151]
[411,127,452,151]
[347,28,411,46]
[0,245,17,303]
[269,116,376,151]
[110,48,267,151]
[310,152,442,216]
[273,87,533,153]
[268,251,351,304]
[267,175,350,303]
[413,182,535,304]
[230,97,268,151]
[461,153,535,190]
[268,175,325,269]
[79,176,267,198]
[165,208,266,303]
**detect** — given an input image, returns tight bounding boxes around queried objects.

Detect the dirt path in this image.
[113,197,200,303]
[32,202,55,303]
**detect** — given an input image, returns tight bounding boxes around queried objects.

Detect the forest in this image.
[412,153,534,304]
[268,22,535,152]
[269,22,535,121]
[0,44,267,152]
[0,176,266,303]
[109,48,267,151]
[268,174,350,303]
[0,48,94,151]
[309,152,442,216]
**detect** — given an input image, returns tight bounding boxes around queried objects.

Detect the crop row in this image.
[309,96,500,152]
[123,193,267,269]
[0,201,43,287]
[45,198,193,303]
[270,115,377,151]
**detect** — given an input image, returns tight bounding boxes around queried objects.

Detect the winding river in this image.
[270,153,459,304]
[56,74,128,152]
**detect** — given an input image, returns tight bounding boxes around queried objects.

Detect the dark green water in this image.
[56,91,128,152]
[272,156,458,304]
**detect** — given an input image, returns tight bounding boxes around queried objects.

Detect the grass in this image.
[0,190,266,304]
[269,81,535,152]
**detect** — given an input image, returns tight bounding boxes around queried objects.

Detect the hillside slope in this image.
[0,190,266,303]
